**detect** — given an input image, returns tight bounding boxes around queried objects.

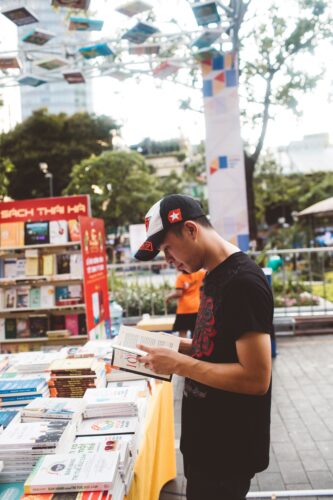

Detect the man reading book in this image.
[134,194,273,500]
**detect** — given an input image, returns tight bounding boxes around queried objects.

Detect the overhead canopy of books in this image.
[0,0,236,88]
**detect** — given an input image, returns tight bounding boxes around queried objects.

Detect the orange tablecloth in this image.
[126,381,177,500]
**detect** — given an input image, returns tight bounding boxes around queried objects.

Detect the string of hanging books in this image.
[0,0,236,88]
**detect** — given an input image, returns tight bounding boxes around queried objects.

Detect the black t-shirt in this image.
[180,252,273,478]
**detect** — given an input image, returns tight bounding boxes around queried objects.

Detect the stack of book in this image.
[21,397,85,427]
[106,367,148,383]
[83,387,140,418]
[76,415,138,440]
[48,358,106,398]
[13,351,65,374]
[0,377,49,409]
[23,452,124,498]
[0,409,20,431]
[0,419,75,483]
[71,434,134,494]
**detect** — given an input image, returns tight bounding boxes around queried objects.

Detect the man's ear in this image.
[184,220,198,240]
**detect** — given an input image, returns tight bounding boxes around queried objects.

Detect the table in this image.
[136,316,175,333]
[126,381,177,500]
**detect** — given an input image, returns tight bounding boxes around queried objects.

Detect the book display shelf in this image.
[0,196,92,353]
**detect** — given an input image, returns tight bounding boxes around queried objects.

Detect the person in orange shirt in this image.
[166,269,205,338]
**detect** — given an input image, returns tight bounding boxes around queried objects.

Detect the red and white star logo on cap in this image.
[168,209,182,223]
[145,216,151,231]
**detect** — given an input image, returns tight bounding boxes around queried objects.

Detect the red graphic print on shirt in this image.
[192,293,217,358]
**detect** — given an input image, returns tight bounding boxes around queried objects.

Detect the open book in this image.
[111,325,180,381]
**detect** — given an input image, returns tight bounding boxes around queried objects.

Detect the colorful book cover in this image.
[0,410,19,429]
[22,29,54,46]
[68,220,81,241]
[56,254,70,274]
[0,57,21,69]
[16,319,30,338]
[36,58,68,71]
[77,417,138,436]
[49,220,68,244]
[55,286,69,306]
[116,0,152,17]
[129,43,160,55]
[52,0,91,8]
[24,222,50,245]
[191,1,221,26]
[16,286,30,308]
[69,16,104,31]
[40,286,55,308]
[0,222,24,248]
[2,7,38,26]
[122,22,158,44]
[4,287,16,309]
[29,316,48,337]
[65,315,79,336]
[29,288,41,308]
[0,482,25,498]
[5,318,17,339]
[63,71,86,84]
[68,284,83,302]
[79,43,114,59]
[191,29,222,49]
[18,75,47,87]
[153,61,181,79]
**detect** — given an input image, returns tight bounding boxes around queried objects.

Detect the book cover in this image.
[4,259,17,278]
[68,220,81,241]
[42,255,55,276]
[77,417,138,437]
[16,286,30,308]
[153,61,181,79]
[69,16,104,31]
[22,397,84,420]
[18,75,47,87]
[30,288,41,308]
[50,315,66,331]
[129,43,160,55]
[4,287,16,309]
[70,254,82,277]
[0,379,46,394]
[191,29,222,49]
[25,257,40,276]
[36,58,68,71]
[22,29,54,46]
[191,1,221,26]
[40,286,55,308]
[5,319,17,339]
[0,57,21,69]
[25,222,50,245]
[24,452,119,494]
[116,0,152,17]
[68,284,83,302]
[122,22,158,44]
[55,286,69,306]
[16,258,26,277]
[0,259,4,278]
[56,254,70,274]
[65,315,79,336]
[63,71,86,84]
[49,221,68,245]
[0,222,24,248]
[78,314,87,335]
[2,7,38,26]
[79,43,114,59]
[29,316,48,338]
[0,318,5,341]
[0,410,20,429]
[52,0,91,8]
[0,419,69,449]
[16,319,30,338]
[0,482,25,498]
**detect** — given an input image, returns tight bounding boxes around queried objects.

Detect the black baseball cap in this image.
[134,194,205,261]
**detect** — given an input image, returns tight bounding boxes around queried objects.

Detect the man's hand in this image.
[137,344,183,375]
[179,337,193,355]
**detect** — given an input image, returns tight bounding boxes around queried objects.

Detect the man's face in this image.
[159,224,200,273]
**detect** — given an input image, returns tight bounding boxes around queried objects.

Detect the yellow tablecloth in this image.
[136,316,175,332]
[126,381,177,500]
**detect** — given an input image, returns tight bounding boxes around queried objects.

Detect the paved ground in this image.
[159,335,333,500]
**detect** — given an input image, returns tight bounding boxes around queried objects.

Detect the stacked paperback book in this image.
[0,377,49,409]
[0,419,75,483]
[21,397,85,427]
[83,387,139,418]
[48,358,106,397]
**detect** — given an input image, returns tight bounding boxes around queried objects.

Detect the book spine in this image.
[25,483,113,494]
[0,386,42,394]
[0,393,44,402]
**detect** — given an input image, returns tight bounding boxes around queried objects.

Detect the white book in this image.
[40,285,55,308]
[76,416,138,437]
[0,420,71,449]
[111,325,180,381]
[24,452,120,494]
[49,220,68,244]
[71,435,130,465]
[22,397,85,420]
[70,253,83,277]
[83,387,140,408]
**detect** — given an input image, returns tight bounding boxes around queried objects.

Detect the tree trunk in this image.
[244,152,257,240]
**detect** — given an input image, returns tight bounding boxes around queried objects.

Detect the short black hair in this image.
[166,215,212,238]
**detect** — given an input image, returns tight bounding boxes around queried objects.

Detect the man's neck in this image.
[203,232,240,273]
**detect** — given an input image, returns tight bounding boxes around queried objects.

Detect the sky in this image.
[0,0,333,150]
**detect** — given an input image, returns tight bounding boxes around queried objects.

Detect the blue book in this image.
[0,378,45,394]
[0,482,24,497]
[0,393,44,402]
[0,410,19,428]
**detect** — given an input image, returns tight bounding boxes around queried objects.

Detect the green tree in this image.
[0,109,118,200]
[64,151,162,232]
[0,158,14,199]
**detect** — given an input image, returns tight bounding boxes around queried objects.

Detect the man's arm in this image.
[138,332,271,396]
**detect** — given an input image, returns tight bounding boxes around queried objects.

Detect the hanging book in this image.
[129,43,160,55]
[18,75,47,87]
[22,29,54,46]
[191,1,221,26]
[122,22,159,45]
[36,57,68,71]
[0,57,21,70]
[192,29,222,49]
[193,46,221,61]
[69,16,104,31]
[79,43,114,59]
[116,0,152,17]
[51,0,91,8]
[153,61,181,79]
[63,71,85,84]
[2,7,38,27]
